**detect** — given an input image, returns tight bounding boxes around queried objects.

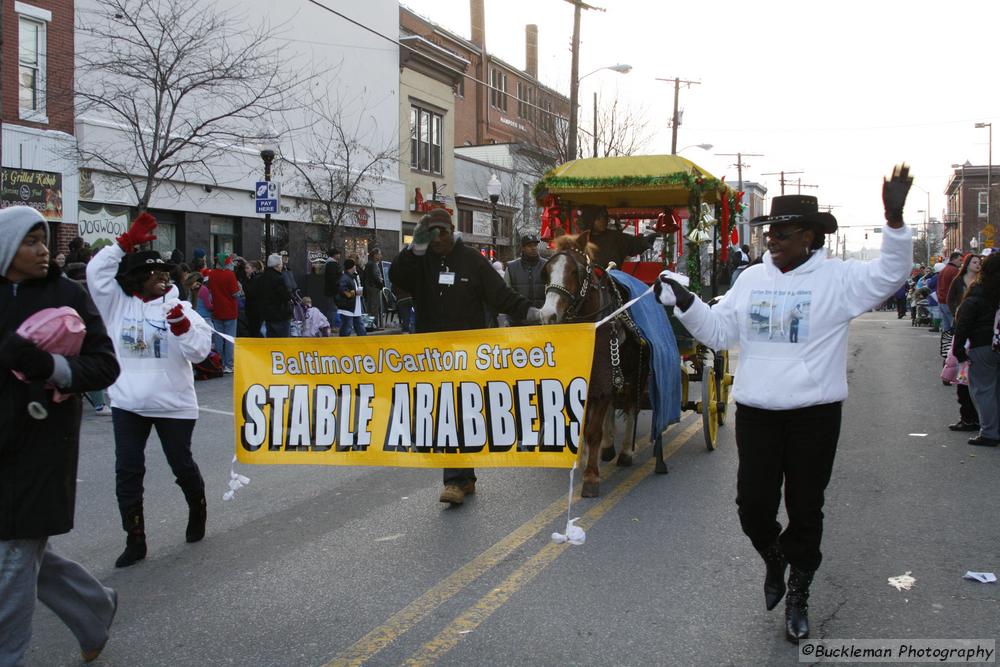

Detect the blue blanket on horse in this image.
[609,270,682,435]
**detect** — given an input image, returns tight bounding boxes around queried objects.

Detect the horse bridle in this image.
[545,248,615,322]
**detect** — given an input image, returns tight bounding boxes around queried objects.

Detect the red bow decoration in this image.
[540,195,561,243]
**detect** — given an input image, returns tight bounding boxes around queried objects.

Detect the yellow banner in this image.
[233,324,596,468]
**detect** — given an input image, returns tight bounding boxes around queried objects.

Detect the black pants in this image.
[735,402,841,572]
[957,384,979,424]
[112,408,204,510]
[896,297,907,318]
[443,468,476,486]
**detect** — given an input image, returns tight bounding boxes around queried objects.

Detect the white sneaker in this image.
[95,405,112,416]
[223,366,235,374]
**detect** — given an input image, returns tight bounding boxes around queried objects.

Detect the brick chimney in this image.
[525,24,538,79]
[470,0,485,49]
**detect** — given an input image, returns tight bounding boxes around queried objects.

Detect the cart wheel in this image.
[701,363,719,450]
[715,350,733,426]
[680,363,689,410]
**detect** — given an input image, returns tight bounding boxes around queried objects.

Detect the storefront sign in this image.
[473,210,494,237]
[77,204,130,246]
[1,168,63,222]
[233,325,596,468]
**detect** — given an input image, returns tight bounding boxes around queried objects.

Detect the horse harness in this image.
[545,248,644,391]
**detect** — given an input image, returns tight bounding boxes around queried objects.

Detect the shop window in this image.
[457,209,473,234]
[210,217,235,262]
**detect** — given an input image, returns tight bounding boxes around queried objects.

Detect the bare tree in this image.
[589,95,654,158]
[75,0,305,209]
[278,86,398,250]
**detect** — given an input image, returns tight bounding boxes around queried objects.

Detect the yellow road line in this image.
[400,417,703,667]
[323,414,701,667]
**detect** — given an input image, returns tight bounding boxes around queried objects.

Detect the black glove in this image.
[654,275,695,311]
[954,346,969,364]
[882,163,913,224]
[0,333,55,381]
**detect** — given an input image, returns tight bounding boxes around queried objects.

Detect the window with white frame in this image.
[490,68,508,111]
[16,2,51,122]
[517,82,534,122]
[410,105,443,175]
[539,97,553,131]
[979,191,988,217]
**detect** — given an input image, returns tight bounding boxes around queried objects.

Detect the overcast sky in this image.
[400,0,998,250]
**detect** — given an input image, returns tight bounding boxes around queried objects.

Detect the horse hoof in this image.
[581,481,600,498]
[616,452,633,467]
[600,447,616,462]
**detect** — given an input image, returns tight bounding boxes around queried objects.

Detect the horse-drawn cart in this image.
[535,154,738,462]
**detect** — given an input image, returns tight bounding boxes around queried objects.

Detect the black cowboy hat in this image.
[118,250,175,276]
[749,195,837,234]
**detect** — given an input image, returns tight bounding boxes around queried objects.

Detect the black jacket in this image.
[335,271,363,311]
[362,259,384,291]
[0,265,120,539]
[323,260,342,298]
[589,229,655,269]
[246,268,292,323]
[389,240,531,333]
[953,283,997,350]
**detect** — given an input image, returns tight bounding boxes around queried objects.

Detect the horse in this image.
[540,232,650,497]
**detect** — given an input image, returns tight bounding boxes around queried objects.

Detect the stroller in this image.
[911,287,932,327]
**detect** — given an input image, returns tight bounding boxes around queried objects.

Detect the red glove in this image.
[166,304,191,336]
[117,212,158,252]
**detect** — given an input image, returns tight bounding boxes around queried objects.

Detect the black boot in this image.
[785,567,815,644]
[115,505,146,568]
[760,542,788,611]
[185,494,207,543]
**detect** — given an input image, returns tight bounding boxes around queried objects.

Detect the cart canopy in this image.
[536,154,729,208]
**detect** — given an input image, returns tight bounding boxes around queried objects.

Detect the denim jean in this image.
[212,318,237,369]
[111,408,203,511]
[939,303,953,331]
[0,539,116,665]
[326,305,341,330]
[339,316,367,337]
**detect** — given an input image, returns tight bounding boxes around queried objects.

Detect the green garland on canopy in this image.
[535,171,725,199]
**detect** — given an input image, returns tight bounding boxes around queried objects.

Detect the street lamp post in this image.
[976,122,992,248]
[260,141,276,257]
[487,173,501,260]
[570,64,631,160]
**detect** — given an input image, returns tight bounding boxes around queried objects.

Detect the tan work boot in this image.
[439,484,466,505]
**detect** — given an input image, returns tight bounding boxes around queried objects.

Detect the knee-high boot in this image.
[184,493,207,543]
[785,567,815,644]
[759,541,788,611]
[115,504,146,568]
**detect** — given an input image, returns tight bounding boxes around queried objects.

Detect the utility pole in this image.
[656,77,700,154]
[790,179,819,194]
[762,170,805,196]
[716,151,763,243]
[564,0,604,161]
[593,91,598,157]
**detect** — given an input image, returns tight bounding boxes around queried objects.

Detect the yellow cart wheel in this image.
[715,350,732,426]
[701,363,719,450]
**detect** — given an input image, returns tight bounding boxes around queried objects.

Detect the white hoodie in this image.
[676,224,913,410]
[87,244,214,419]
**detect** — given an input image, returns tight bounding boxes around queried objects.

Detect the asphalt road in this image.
[28,312,1000,666]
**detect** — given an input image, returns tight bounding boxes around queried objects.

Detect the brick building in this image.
[399,1,570,251]
[944,163,1000,252]
[1,0,78,254]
